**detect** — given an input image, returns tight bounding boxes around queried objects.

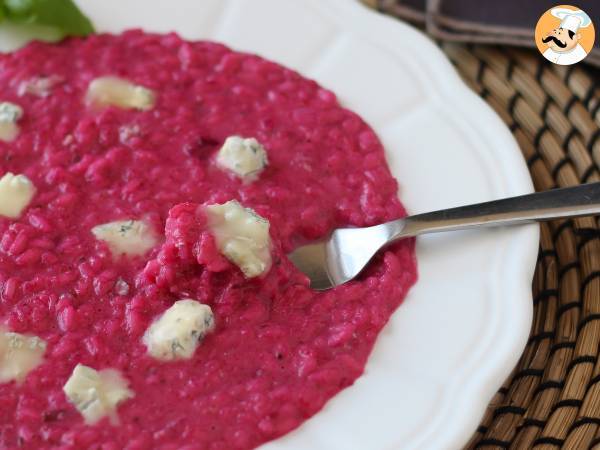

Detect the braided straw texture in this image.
[443,45,600,450]
[363,2,600,448]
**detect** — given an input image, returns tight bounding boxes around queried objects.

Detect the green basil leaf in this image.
[4,0,34,18]
[3,0,94,36]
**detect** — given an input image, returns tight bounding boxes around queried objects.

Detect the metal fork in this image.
[288,182,600,290]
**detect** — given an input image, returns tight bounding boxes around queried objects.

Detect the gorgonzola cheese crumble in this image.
[216,136,268,181]
[205,200,272,278]
[0,326,46,384]
[0,102,23,142]
[0,172,36,219]
[86,76,156,111]
[143,299,215,361]
[63,364,134,425]
[92,219,158,258]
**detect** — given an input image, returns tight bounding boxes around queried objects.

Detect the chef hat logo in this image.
[550,7,592,33]
[535,5,595,66]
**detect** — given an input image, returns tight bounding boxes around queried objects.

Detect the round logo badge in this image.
[535,5,595,66]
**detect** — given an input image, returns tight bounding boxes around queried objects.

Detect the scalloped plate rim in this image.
[0,1,539,449]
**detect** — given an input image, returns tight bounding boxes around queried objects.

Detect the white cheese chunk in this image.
[0,326,46,384]
[216,136,268,181]
[0,172,36,219]
[63,364,134,425]
[0,102,23,142]
[205,200,272,277]
[92,219,158,258]
[86,76,155,111]
[143,299,215,361]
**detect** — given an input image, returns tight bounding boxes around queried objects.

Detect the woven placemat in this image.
[364,3,600,449]
[444,45,600,450]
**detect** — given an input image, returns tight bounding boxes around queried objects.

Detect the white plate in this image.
[0,1,539,449]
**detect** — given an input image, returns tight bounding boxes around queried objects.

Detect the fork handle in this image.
[396,182,600,238]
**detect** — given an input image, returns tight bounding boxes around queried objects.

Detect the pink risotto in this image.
[0,31,417,449]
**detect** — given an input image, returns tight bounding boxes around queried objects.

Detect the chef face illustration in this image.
[542,26,580,53]
[535,6,594,66]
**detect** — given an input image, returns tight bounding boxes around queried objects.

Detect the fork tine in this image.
[287,242,334,290]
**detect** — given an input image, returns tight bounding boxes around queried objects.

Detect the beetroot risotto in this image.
[0,31,417,450]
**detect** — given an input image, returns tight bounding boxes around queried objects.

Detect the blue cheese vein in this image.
[92,219,158,258]
[216,136,268,181]
[63,364,134,425]
[0,326,47,384]
[143,299,215,361]
[0,102,23,142]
